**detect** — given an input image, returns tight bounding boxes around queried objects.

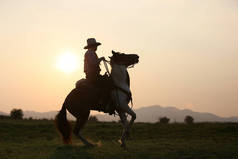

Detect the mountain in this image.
[0,111,8,116]
[23,110,75,120]
[95,105,238,123]
[2,105,238,123]
[23,111,57,119]
[133,105,238,123]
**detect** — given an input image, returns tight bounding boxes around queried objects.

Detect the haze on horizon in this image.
[0,0,237,117]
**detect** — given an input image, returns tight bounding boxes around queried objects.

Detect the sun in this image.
[56,52,80,73]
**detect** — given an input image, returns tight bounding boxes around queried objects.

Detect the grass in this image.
[0,119,238,159]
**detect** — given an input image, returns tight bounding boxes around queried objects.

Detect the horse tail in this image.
[55,102,72,144]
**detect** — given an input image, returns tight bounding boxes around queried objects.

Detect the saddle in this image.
[75,76,116,115]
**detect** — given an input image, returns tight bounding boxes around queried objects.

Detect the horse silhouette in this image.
[55,50,139,149]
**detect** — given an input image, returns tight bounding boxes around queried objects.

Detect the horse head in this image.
[109,50,139,67]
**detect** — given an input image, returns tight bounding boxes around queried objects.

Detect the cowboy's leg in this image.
[86,72,104,106]
[86,72,97,85]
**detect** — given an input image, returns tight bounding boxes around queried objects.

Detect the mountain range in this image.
[95,105,238,123]
[1,105,238,123]
[0,111,8,116]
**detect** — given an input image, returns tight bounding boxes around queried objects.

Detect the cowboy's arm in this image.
[86,53,105,66]
[97,57,105,64]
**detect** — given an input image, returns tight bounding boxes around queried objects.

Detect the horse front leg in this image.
[126,107,136,131]
[118,106,136,148]
[118,111,128,149]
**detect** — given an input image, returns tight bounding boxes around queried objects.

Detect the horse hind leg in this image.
[73,110,94,147]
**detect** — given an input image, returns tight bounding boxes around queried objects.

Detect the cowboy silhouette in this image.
[82,38,113,113]
[83,38,105,84]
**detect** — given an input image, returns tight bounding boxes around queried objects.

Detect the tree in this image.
[184,115,194,124]
[10,109,23,119]
[159,116,170,124]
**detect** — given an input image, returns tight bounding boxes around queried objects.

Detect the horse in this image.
[55,50,139,149]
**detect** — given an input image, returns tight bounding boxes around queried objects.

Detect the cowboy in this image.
[83,38,105,84]
[83,38,114,114]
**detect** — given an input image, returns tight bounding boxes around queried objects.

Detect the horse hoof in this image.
[120,143,126,150]
[118,139,126,150]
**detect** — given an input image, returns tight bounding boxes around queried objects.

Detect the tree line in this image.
[0,108,23,119]
[1,108,195,124]
[159,115,194,124]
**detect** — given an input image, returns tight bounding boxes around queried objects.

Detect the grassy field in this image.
[0,119,238,159]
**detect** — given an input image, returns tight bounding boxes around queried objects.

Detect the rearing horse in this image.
[55,50,139,148]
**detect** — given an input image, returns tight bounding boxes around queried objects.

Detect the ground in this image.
[0,119,238,159]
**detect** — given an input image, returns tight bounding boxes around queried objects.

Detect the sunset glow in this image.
[56,52,79,73]
[0,0,238,117]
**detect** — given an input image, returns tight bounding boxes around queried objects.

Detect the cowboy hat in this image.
[84,38,101,49]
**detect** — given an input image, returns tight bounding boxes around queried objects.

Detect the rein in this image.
[103,60,110,75]
[128,64,135,68]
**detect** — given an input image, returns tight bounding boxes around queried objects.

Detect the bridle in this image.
[103,59,136,73]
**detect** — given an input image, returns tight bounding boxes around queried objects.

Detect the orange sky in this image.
[0,0,238,117]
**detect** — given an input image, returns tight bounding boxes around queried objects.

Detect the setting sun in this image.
[56,52,80,73]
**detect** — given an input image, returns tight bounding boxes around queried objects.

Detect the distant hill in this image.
[133,105,238,123]
[23,111,57,119]
[23,110,75,120]
[1,105,238,123]
[0,111,8,116]
[95,105,238,123]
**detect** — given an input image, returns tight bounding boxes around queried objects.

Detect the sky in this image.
[0,0,238,117]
